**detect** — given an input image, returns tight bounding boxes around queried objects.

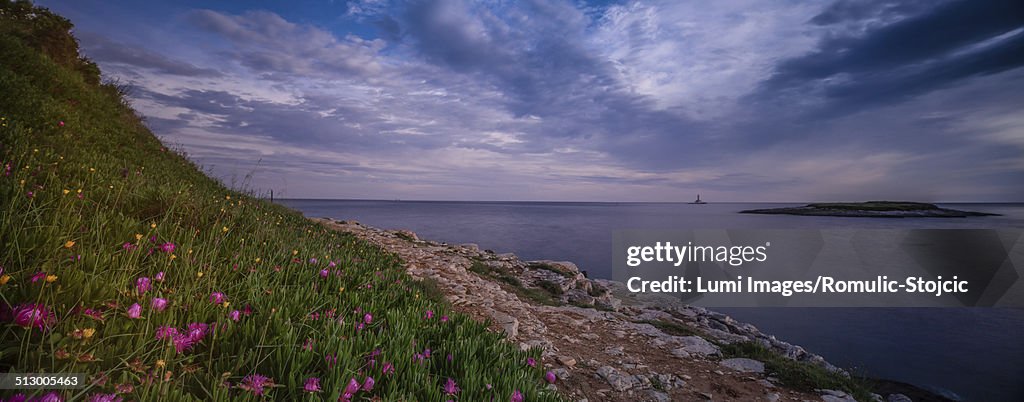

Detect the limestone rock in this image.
[720,358,765,374]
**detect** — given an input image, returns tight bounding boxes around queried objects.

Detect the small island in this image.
[740,201,1000,218]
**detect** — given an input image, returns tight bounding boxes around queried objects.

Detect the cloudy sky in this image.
[40,0,1024,201]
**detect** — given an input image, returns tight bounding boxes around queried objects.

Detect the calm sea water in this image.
[280,200,1024,401]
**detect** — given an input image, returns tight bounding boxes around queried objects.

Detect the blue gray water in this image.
[280,200,1024,401]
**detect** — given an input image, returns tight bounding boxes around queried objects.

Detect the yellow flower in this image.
[76,189,82,193]
[170,254,177,260]
[292,250,298,256]
[82,328,95,339]
[156,360,166,369]
[255,257,261,263]
[0,275,11,285]
[339,287,345,293]
[222,302,230,308]
[197,272,204,278]
[188,249,193,254]
[89,168,95,173]
[150,223,157,229]
[222,226,229,233]
[64,240,75,248]
[135,233,143,241]
[46,275,58,283]
[63,189,70,195]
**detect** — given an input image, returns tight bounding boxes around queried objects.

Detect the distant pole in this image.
[270,189,274,202]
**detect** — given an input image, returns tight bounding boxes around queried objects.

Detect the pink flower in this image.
[122,242,137,251]
[13,303,55,330]
[362,376,375,392]
[58,121,64,127]
[127,303,142,319]
[135,277,151,294]
[441,315,449,322]
[382,361,395,375]
[526,357,536,367]
[158,242,175,253]
[303,377,321,393]
[309,258,318,264]
[442,378,460,395]
[238,374,272,396]
[328,261,337,268]
[511,389,524,402]
[154,271,165,282]
[209,292,225,304]
[363,313,373,324]
[425,310,434,320]
[229,310,240,322]
[88,393,123,402]
[151,298,168,312]
[344,377,360,395]
[319,269,329,278]
[545,371,557,384]
[30,271,45,283]
[155,326,178,339]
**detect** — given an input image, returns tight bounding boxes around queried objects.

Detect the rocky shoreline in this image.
[740,202,997,218]
[315,217,929,402]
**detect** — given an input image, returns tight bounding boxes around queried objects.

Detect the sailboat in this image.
[690,194,707,204]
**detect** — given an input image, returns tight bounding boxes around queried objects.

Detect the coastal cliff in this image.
[316,218,916,402]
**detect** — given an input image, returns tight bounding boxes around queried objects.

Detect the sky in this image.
[38,0,1024,202]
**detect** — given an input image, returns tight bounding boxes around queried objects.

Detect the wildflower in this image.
[150,223,157,229]
[83,308,103,321]
[309,257,318,264]
[238,374,272,396]
[26,190,34,198]
[0,274,10,285]
[65,240,75,248]
[13,303,55,330]
[302,338,314,351]
[115,383,133,394]
[325,353,337,369]
[443,378,460,395]
[209,292,225,304]
[362,376,375,392]
[158,242,176,253]
[303,377,321,393]
[82,328,96,339]
[364,313,373,325]
[545,371,557,384]
[447,353,453,362]
[89,393,122,402]
[122,242,137,251]
[328,261,337,268]
[197,271,204,278]
[344,378,360,395]
[136,277,151,294]
[441,315,449,322]
[527,357,536,367]
[229,310,240,322]
[135,233,143,241]
[511,390,524,402]
[222,226,229,233]
[63,189,70,195]
[425,310,434,320]
[31,271,45,283]
[319,269,329,278]
[155,326,178,340]
[151,298,168,312]
[155,271,165,282]
[381,361,395,375]
[127,303,142,319]
[155,359,166,368]
[45,274,57,283]
[58,121,64,127]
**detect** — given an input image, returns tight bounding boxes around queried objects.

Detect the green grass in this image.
[719,342,873,401]
[468,260,561,306]
[0,1,562,401]
[527,262,573,278]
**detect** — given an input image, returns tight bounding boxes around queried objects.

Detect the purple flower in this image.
[151,297,168,312]
[209,292,225,304]
[155,326,178,339]
[229,310,241,322]
[442,378,460,395]
[309,257,318,264]
[425,310,434,320]
[344,377,360,395]
[238,374,272,396]
[122,242,137,251]
[127,303,142,319]
[5,393,27,402]
[545,371,557,384]
[172,334,195,353]
[319,269,329,278]
[30,271,45,283]
[511,389,524,402]
[136,277,151,294]
[303,377,321,393]
[12,303,55,330]
[154,271,165,282]
[37,392,64,402]
[382,361,395,375]
[441,315,449,322]
[187,322,209,340]
[362,376,375,392]
[88,393,123,402]
[158,242,176,253]
[328,261,337,268]
[526,357,536,367]
[363,313,373,324]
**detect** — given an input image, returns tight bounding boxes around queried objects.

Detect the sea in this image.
[279,200,1024,401]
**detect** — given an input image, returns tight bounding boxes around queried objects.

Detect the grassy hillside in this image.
[0,1,558,400]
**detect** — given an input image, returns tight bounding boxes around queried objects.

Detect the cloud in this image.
[77,32,222,77]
